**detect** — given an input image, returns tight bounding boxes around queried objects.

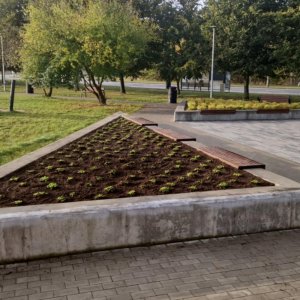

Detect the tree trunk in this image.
[266,76,270,88]
[43,87,53,97]
[81,68,106,105]
[74,75,80,91]
[176,79,181,95]
[120,73,126,94]
[94,87,106,105]
[94,90,106,105]
[166,78,171,89]
[243,75,250,100]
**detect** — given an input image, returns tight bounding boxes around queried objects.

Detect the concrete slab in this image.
[131,103,300,183]
[181,120,300,165]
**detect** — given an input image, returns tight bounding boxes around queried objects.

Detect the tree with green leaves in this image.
[274,2,300,78]
[0,0,28,74]
[203,0,286,99]
[21,0,153,104]
[130,0,207,93]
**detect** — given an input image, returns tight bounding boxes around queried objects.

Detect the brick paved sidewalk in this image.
[1,230,300,300]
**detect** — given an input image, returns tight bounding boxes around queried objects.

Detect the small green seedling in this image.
[9,176,19,182]
[14,200,23,206]
[39,176,49,182]
[47,182,58,190]
[159,186,171,194]
[217,181,229,189]
[57,196,65,202]
[127,190,136,196]
[103,186,115,193]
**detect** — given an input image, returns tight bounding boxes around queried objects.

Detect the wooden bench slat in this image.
[151,127,196,142]
[195,146,265,170]
[259,95,290,104]
[256,109,289,114]
[200,109,236,115]
[126,117,158,126]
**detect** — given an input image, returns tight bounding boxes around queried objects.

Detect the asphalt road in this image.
[3,73,300,96]
[103,81,300,95]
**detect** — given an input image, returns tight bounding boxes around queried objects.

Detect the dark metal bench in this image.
[258,94,291,104]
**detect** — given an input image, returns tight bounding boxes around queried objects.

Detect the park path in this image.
[1,230,300,300]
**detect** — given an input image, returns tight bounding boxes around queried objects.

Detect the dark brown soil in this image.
[0,117,272,208]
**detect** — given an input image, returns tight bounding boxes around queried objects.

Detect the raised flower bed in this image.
[174,99,300,121]
[0,117,271,208]
[1,113,299,264]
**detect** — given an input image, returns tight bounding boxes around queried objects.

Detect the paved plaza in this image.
[1,230,300,300]
[180,120,300,165]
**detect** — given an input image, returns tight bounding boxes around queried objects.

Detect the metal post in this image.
[210,26,216,99]
[0,35,5,92]
[9,80,15,112]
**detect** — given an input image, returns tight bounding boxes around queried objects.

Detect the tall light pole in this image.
[0,35,5,92]
[210,26,216,99]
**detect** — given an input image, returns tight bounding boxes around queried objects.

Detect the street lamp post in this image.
[210,26,216,99]
[0,35,5,92]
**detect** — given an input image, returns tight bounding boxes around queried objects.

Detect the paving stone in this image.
[107,294,132,300]
[92,289,117,298]
[3,283,28,292]
[5,297,28,300]
[54,288,79,297]
[67,293,92,300]
[16,276,40,283]
[146,295,170,300]
[131,290,156,299]
[0,291,15,299]
[206,293,231,300]
[168,291,193,299]
[228,289,252,298]
[28,291,54,300]
[15,287,41,296]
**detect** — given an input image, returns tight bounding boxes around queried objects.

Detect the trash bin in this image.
[220,83,225,93]
[168,86,177,104]
[26,83,34,94]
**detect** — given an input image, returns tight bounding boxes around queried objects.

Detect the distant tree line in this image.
[0,0,299,102]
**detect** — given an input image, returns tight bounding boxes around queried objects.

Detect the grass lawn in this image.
[0,94,142,166]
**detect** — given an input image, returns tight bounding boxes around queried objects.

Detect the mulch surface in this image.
[0,117,272,208]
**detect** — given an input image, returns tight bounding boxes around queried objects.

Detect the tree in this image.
[274,2,300,78]
[203,0,285,99]
[0,0,28,71]
[131,0,208,92]
[20,1,76,97]
[21,0,152,104]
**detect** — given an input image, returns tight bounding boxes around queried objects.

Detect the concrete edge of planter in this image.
[0,112,125,179]
[1,153,300,262]
[174,101,300,121]
[1,182,300,263]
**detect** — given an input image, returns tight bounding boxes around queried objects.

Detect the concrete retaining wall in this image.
[174,102,300,121]
[0,168,300,263]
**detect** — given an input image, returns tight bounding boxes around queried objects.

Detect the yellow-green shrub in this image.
[187,99,299,111]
